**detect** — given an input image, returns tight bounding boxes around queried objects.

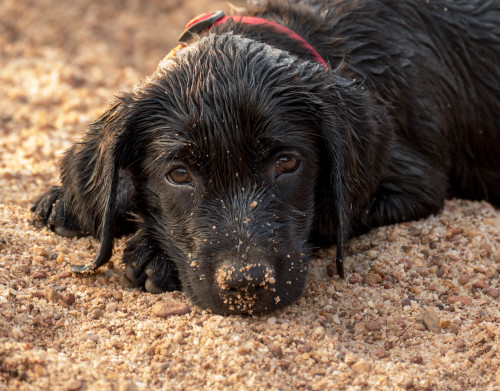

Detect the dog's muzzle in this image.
[215,261,277,313]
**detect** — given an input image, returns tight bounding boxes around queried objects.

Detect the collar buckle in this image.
[178,10,225,44]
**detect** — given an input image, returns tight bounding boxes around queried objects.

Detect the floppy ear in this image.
[315,74,391,277]
[63,95,138,273]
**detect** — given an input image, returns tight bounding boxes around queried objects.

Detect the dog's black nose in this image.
[216,262,275,292]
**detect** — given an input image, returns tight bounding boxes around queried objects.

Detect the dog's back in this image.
[287,0,500,203]
[329,0,500,203]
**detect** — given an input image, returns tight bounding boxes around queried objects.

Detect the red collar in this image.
[165,10,329,69]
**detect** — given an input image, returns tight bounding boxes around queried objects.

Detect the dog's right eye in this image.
[274,155,300,177]
[167,166,192,185]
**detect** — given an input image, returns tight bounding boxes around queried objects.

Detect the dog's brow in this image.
[152,151,167,165]
[157,144,200,164]
[260,128,318,155]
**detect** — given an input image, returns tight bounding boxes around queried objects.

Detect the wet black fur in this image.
[32,0,500,314]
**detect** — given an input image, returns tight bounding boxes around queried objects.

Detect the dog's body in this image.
[32,0,500,314]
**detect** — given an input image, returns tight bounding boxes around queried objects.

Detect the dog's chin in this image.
[184,277,307,315]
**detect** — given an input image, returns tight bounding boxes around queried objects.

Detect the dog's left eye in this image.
[167,166,193,185]
[274,155,300,177]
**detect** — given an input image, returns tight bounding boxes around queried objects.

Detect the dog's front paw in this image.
[123,233,181,293]
[31,186,86,238]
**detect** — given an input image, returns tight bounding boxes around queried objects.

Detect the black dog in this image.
[32,0,500,314]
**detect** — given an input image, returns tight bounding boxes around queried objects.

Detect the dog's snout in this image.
[216,262,275,292]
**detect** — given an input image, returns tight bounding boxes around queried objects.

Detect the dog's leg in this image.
[32,169,135,239]
[123,230,181,293]
[32,185,88,238]
[353,143,448,234]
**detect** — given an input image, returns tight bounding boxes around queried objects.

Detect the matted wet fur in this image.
[32,0,500,314]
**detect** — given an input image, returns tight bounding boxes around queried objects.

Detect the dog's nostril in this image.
[216,262,275,292]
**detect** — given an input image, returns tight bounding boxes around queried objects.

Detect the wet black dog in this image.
[32,0,500,314]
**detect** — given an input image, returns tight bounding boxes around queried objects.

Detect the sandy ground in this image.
[1,1,499,390]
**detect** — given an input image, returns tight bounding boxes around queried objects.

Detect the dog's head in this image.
[89,31,389,314]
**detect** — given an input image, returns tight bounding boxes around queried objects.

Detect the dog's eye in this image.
[274,156,299,177]
[167,166,192,185]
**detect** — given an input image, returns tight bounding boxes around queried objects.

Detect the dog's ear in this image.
[67,95,138,273]
[314,74,391,277]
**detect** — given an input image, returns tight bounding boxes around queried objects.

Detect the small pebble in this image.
[422,307,441,333]
[446,227,462,239]
[456,339,466,352]
[113,291,123,301]
[57,299,70,309]
[270,346,283,358]
[32,291,43,299]
[32,271,47,279]
[348,273,362,284]
[267,317,277,325]
[493,249,500,263]
[63,293,76,306]
[91,309,103,319]
[386,227,397,242]
[326,262,337,277]
[472,280,489,289]
[32,244,48,257]
[363,273,382,286]
[343,353,357,365]
[351,359,372,374]
[43,288,63,303]
[417,267,429,277]
[439,319,451,329]
[11,326,24,339]
[410,355,423,364]
[20,265,31,275]
[371,265,385,277]
[448,295,473,306]
[152,302,191,318]
[84,333,99,343]
[65,380,83,391]
[401,298,412,307]
[458,274,470,285]
[480,242,493,255]
[375,350,388,359]
[486,287,500,298]
[365,320,382,332]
